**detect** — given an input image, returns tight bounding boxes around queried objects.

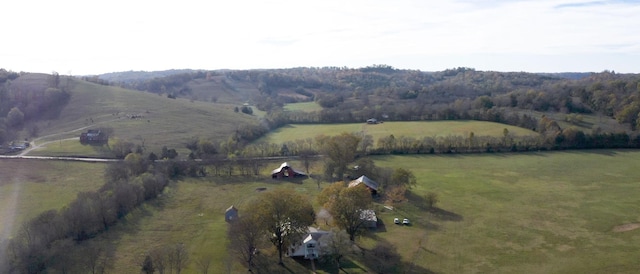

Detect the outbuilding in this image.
[271,162,307,179]
[225,205,239,222]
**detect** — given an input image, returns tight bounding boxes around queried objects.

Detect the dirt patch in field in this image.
[557,244,574,252]
[612,223,640,232]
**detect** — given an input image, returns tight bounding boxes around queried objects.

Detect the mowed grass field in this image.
[259,120,539,144]
[77,150,640,273]
[0,160,106,238]
[374,150,640,273]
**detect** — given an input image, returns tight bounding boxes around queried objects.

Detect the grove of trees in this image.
[2,152,173,273]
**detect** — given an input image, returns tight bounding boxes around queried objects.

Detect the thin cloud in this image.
[555,0,639,8]
[2,0,639,74]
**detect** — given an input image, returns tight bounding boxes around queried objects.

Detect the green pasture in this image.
[0,160,106,238]
[374,150,640,273]
[94,160,327,274]
[27,79,259,156]
[284,101,323,112]
[259,120,539,144]
[27,138,109,157]
[86,150,640,273]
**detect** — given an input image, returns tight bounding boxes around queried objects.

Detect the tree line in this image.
[1,152,178,273]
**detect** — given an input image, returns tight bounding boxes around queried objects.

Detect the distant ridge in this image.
[95,69,202,83]
[536,72,592,80]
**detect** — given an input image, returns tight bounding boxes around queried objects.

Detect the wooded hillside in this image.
[100,66,640,132]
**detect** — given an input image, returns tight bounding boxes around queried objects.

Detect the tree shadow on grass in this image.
[357,237,435,274]
[250,253,310,274]
[429,207,463,222]
[406,191,463,223]
[310,257,369,274]
[375,218,388,232]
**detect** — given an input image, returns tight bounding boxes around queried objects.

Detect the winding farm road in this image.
[0,121,120,162]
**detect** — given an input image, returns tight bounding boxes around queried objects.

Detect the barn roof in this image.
[226,205,238,213]
[348,175,378,191]
[271,162,307,176]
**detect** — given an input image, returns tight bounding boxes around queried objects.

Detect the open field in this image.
[259,120,539,144]
[0,159,106,238]
[374,150,640,273]
[284,101,323,112]
[27,138,109,157]
[27,78,259,156]
[89,160,325,273]
[72,150,640,273]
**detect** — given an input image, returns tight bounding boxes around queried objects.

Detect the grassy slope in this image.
[0,160,106,238]
[259,120,539,144]
[29,78,259,156]
[186,75,259,105]
[283,101,323,112]
[84,151,640,273]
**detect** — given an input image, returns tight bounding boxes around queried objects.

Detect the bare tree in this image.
[228,212,265,270]
[172,243,189,274]
[149,247,168,274]
[81,245,107,274]
[319,229,352,269]
[195,254,212,274]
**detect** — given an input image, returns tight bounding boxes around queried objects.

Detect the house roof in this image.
[289,228,331,257]
[348,175,378,191]
[226,205,238,213]
[304,231,329,243]
[271,162,307,176]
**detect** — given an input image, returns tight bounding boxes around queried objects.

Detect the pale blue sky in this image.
[2,0,639,74]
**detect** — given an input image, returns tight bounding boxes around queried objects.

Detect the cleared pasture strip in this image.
[259,121,539,144]
[284,101,323,112]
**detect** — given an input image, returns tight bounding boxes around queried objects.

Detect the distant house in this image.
[225,205,238,222]
[366,118,378,124]
[80,129,108,145]
[288,227,331,259]
[271,162,307,179]
[348,175,379,195]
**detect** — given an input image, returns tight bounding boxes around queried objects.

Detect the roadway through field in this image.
[1,120,123,162]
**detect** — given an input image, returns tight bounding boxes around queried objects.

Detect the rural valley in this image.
[1,67,640,273]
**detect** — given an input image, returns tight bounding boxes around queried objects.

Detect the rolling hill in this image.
[26,76,260,155]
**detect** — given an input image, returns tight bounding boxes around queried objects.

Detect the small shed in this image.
[366,118,378,124]
[360,209,378,228]
[225,205,239,222]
